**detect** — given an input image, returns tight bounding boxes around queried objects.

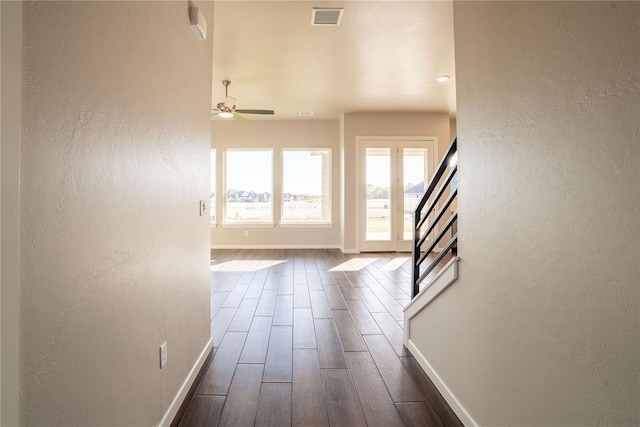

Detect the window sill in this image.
[221,223,275,228]
[279,222,333,228]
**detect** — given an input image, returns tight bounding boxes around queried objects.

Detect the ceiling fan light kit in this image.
[213,80,275,120]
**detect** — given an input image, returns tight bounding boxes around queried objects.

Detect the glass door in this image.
[359,139,434,252]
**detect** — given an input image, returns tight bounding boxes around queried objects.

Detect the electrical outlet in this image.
[199,200,207,217]
[244,230,249,237]
[160,341,168,369]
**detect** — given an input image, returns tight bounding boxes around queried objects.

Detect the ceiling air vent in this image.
[311,8,343,26]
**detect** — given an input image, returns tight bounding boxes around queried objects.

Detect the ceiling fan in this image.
[213,80,275,120]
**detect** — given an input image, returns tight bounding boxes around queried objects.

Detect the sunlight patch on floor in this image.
[381,257,410,271]
[329,258,378,272]
[210,260,286,272]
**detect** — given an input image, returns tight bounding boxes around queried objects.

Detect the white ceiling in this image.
[211,1,456,120]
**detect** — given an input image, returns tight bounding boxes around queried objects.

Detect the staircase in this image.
[403,135,460,352]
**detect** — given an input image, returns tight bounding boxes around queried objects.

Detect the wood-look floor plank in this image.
[264,275,280,290]
[211,307,237,347]
[196,332,246,395]
[399,356,463,426]
[363,334,425,402]
[323,285,348,309]
[292,349,329,426]
[345,351,404,427]
[346,300,383,335]
[178,395,225,427]
[211,291,230,320]
[309,290,332,319]
[306,273,324,291]
[293,270,307,285]
[217,272,241,292]
[293,308,317,349]
[245,277,265,299]
[273,295,294,326]
[374,291,405,321]
[395,402,442,427]
[372,311,410,357]
[293,284,311,308]
[227,298,259,332]
[278,278,294,295]
[319,271,337,286]
[332,309,367,351]
[355,287,387,313]
[239,316,272,364]
[222,284,249,308]
[255,383,292,427]
[218,364,264,427]
[314,318,347,368]
[255,289,277,316]
[322,369,367,427]
[238,271,256,284]
[264,325,293,382]
[193,249,460,427]
[336,283,359,301]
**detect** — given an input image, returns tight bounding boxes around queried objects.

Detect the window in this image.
[282,149,331,224]
[210,149,216,224]
[224,149,273,224]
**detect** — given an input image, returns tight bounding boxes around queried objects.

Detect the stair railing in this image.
[411,136,458,298]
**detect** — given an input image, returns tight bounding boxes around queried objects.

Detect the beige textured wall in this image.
[342,112,451,251]
[211,120,341,248]
[412,2,640,425]
[1,2,22,425]
[20,2,213,425]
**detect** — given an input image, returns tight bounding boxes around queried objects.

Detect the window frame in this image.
[222,148,274,226]
[280,148,332,226]
[210,148,216,227]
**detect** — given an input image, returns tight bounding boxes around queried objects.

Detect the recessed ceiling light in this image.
[436,75,450,82]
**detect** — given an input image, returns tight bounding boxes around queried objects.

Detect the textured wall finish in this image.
[412,2,639,425]
[20,1,213,425]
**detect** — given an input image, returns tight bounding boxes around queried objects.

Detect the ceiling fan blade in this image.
[235,109,275,115]
[232,112,248,123]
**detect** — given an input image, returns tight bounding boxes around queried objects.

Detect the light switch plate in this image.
[160,341,168,369]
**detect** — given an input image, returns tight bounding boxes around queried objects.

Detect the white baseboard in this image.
[340,247,359,254]
[210,244,341,250]
[407,339,477,427]
[158,337,214,427]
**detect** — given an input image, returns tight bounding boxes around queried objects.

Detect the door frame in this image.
[355,136,437,253]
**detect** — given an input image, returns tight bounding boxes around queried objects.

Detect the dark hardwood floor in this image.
[177,249,461,427]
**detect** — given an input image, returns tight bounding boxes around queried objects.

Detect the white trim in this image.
[406,339,478,427]
[355,136,437,253]
[403,257,458,346]
[280,148,332,226]
[221,223,275,228]
[223,148,274,225]
[158,337,214,427]
[211,244,341,250]
[279,222,333,228]
[340,247,359,254]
